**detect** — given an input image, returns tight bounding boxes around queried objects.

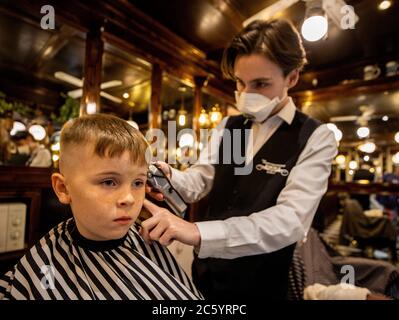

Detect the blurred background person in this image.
[10,130,52,167]
[0,111,13,165]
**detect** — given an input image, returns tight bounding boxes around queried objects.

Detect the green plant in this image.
[0,91,11,115]
[51,93,80,124]
[0,91,33,118]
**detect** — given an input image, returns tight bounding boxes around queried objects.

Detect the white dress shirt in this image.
[170,98,338,259]
[27,145,52,167]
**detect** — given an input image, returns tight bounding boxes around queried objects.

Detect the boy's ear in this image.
[51,173,71,204]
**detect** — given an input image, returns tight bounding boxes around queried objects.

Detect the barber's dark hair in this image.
[221,19,307,79]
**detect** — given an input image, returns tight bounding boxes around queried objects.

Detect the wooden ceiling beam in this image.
[30,24,78,71]
[0,4,43,30]
[44,0,233,101]
[11,0,234,103]
[205,0,245,31]
[292,74,399,103]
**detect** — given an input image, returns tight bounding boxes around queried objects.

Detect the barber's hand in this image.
[139,199,201,247]
[145,161,172,202]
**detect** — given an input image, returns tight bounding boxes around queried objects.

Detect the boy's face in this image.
[52,143,147,241]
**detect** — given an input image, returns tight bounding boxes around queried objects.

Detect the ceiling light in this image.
[10,121,26,136]
[198,109,209,127]
[349,161,358,170]
[51,142,60,152]
[123,92,130,99]
[86,102,97,115]
[382,115,389,121]
[29,125,47,141]
[209,105,223,126]
[393,152,399,164]
[179,133,195,148]
[378,1,392,10]
[363,155,370,162]
[357,127,370,138]
[335,154,346,165]
[301,15,328,41]
[395,132,399,143]
[178,110,187,127]
[301,1,328,42]
[358,142,376,153]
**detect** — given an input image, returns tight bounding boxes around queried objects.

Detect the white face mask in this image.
[235,91,281,123]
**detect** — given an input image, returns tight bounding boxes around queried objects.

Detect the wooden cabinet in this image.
[0,166,57,273]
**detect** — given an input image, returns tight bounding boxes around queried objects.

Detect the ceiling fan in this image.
[243,0,359,29]
[54,71,123,104]
[329,105,379,126]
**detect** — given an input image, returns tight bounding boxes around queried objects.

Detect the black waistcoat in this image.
[192,111,321,300]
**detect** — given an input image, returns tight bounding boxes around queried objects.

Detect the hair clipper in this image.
[144,163,187,219]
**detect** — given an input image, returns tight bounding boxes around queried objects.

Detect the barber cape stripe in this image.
[0,218,202,300]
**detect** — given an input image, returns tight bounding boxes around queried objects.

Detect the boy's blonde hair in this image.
[60,114,149,166]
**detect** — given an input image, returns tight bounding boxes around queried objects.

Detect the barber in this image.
[141,19,337,300]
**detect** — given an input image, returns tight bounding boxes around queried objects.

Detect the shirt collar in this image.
[275,97,296,125]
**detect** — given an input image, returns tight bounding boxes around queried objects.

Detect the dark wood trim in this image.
[0,4,52,31]
[339,132,399,148]
[30,24,78,71]
[193,76,207,139]
[206,0,245,31]
[149,63,162,129]
[0,190,42,248]
[80,26,104,114]
[328,181,399,195]
[0,167,53,188]
[203,78,235,104]
[0,167,53,260]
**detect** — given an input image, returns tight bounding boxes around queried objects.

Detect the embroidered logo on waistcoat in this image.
[256,159,289,176]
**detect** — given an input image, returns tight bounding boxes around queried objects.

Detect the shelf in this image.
[292,74,399,103]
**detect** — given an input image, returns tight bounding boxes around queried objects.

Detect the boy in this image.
[0,114,202,300]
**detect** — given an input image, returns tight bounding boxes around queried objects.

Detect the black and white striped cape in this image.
[0,218,203,300]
